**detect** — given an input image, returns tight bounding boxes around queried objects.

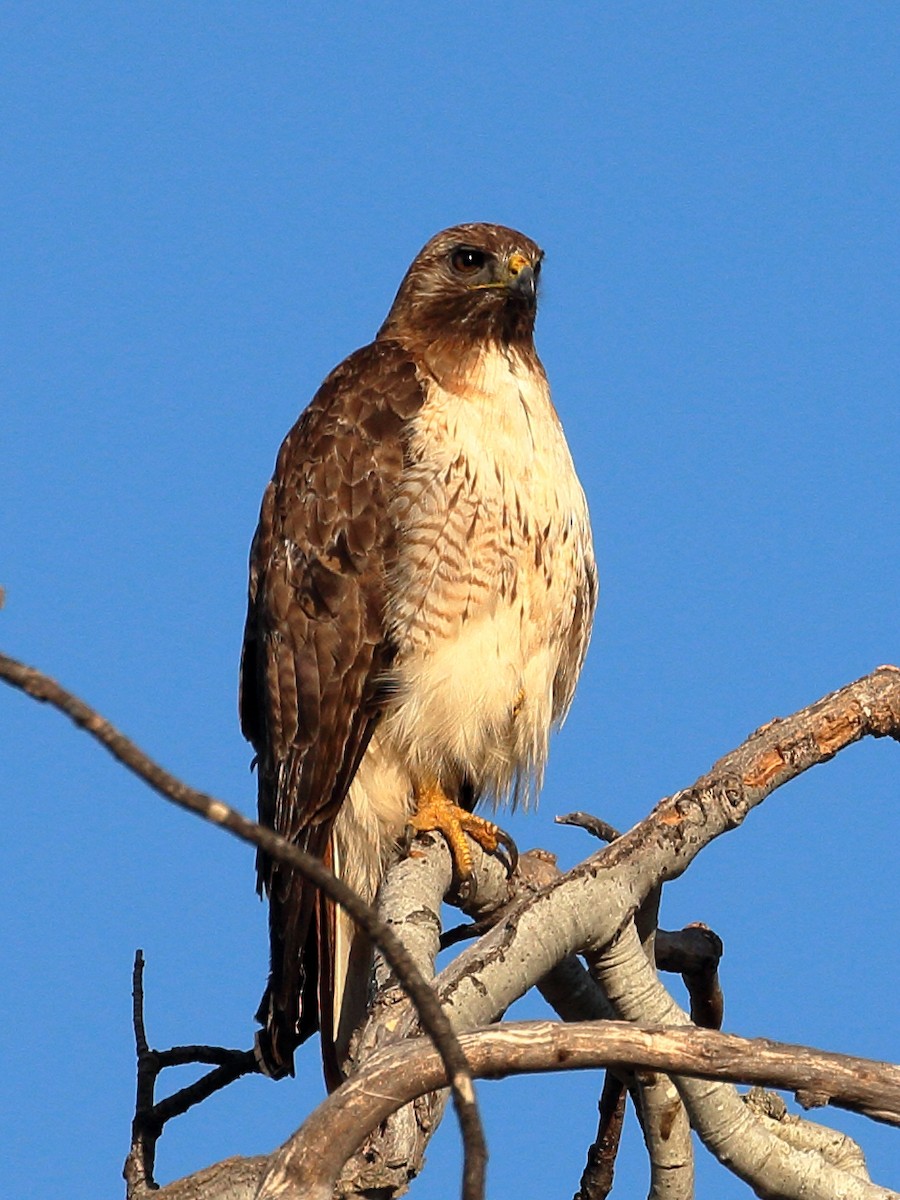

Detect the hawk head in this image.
[378,223,544,349]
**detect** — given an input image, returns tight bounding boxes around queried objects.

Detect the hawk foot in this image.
[409,783,518,881]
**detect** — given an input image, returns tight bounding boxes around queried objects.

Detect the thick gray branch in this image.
[429,667,900,1035]
[334,670,900,1197]
[590,922,898,1199]
[267,1020,900,1199]
[333,667,900,1195]
[627,888,694,1200]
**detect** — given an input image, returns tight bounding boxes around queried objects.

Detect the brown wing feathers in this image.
[239,341,425,1076]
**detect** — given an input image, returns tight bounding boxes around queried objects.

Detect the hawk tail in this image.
[254,828,329,1080]
[254,831,368,1089]
[316,835,376,1090]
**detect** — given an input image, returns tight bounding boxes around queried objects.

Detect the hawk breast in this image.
[380,342,596,804]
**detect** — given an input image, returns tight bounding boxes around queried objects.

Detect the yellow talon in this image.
[408,781,517,879]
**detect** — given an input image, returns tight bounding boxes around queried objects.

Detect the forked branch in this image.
[424,667,900,1040]
[127,950,258,1194]
[340,668,900,1196]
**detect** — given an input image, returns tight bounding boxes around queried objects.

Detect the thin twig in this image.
[152,1045,259,1068]
[556,812,621,844]
[440,915,497,949]
[129,951,155,1190]
[133,950,149,1056]
[153,1055,259,1124]
[574,1073,627,1200]
[129,951,259,1187]
[0,652,487,1200]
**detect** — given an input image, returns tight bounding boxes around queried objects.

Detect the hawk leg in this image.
[409,780,518,878]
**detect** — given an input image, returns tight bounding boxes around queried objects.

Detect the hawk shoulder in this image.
[240,339,425,888]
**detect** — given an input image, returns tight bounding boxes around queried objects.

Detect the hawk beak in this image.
[506,252,536,302]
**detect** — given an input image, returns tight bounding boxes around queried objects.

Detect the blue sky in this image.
[2,5,898,1196]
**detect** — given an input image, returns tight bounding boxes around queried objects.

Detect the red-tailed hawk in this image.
[240,223,596,1082]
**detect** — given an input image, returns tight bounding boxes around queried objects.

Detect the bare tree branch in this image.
[127,952,258,1191]
[556,811,621,845]
[440,847,558,949]
[621,882,695,1200]
[134,1157,267,1200]
[336,835,456,1197]
[590,921,898,1197]
[265,1020,900,1199]
[350,670,900,1196]
[574,1074,627,1200]
[745,1088,873,1177]
[412,824,703,1197]
[283,823,898,1197]
[338,838,613,1196]
[656,925,724,1030]
[0,652,486,1200]
[554,817,726,1028]
[630,1070,693,1200]
[141,1019,900,1200]
[6,651,898,1198]
[426,667,900,1041]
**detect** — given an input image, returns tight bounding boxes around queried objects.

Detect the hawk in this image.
[240,223,596,1083]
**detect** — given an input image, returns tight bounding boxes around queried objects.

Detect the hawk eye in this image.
[450,246,488,275]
